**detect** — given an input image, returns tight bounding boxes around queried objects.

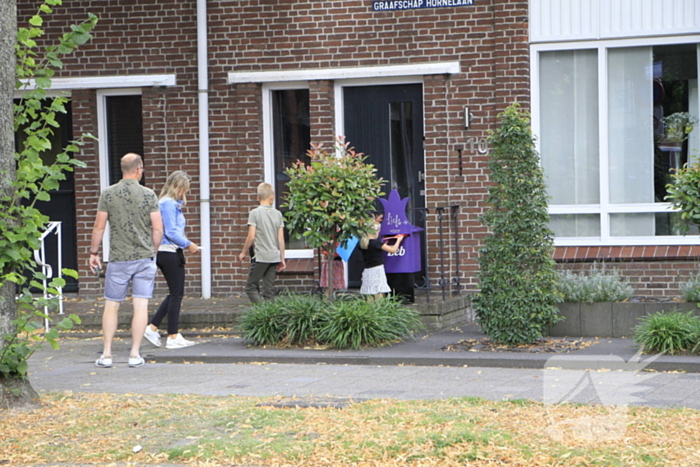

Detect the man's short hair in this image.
[121,153,143,175]
[257,182,274,200]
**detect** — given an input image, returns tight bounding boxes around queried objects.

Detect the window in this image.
[97,90,144,189]
[263,85,311,257]
[535,40,700,245]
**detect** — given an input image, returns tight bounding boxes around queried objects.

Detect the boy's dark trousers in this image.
[245,261,278,303]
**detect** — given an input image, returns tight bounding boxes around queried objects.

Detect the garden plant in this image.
[557,263,634,303]
[238,293,423,349]
[283,137,383,301]
[680,273,700,302]
[473,104,562,345]
[633,310,700,355]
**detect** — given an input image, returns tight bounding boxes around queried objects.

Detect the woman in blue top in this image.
[144,171,200,349]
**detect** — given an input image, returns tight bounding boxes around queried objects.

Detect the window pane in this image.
[652,44,698,201]
[272,89,310,250]
[608,47,654,205]
[549,214,600,237]
[105,95,144,185]
[540,49,599,205]
[611,212,700,236]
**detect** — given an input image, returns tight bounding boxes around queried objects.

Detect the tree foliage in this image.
[1,0,97,385]
[473,104,562,345]
[283,137,383,300]
[665,163,700,234]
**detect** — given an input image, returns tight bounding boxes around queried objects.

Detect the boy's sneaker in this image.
[144,326,162,347]
[95,355,112,368]
[128,355,145,367]
[166,334,196,349]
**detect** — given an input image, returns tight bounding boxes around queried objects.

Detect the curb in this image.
[145,350,700,373]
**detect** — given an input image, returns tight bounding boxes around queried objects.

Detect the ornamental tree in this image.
[0,0,95,408]
[473,104,562,345]
[283,137,383,300]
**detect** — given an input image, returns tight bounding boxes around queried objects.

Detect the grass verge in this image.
[1,392,699,466]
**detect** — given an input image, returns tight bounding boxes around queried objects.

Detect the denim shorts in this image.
[104,258,157,302]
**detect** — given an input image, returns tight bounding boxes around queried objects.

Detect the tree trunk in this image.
[325,243,337,302]
[1,0,18,337]
[0,0,36,410]
[0,376,41,410]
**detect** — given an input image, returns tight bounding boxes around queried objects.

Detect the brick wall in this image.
[27,0,695,301]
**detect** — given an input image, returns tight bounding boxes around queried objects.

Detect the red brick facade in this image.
[16,0,697,299]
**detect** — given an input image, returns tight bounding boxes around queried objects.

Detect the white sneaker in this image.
[95,354,112,368]
[166,334,195,349]
[144,326,162,347]
[128,355,145,367]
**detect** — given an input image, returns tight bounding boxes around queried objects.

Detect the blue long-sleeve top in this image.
[159,197,191,249]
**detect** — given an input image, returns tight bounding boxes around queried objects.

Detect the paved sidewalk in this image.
[28,322,700,410]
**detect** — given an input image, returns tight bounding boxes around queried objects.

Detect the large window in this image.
[536,40,700,245]
[263,85,311,256]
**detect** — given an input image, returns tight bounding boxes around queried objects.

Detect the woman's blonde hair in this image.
[160,170,191,202]
[360,223,381,250]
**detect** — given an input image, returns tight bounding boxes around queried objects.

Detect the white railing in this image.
[34,221,64,331]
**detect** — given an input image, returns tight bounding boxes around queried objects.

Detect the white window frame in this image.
[262,82,313,259]
[531,34,700,246]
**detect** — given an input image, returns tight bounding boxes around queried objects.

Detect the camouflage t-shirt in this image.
[97,179,160,262]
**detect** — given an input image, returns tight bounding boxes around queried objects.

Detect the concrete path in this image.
[27,325,700,410]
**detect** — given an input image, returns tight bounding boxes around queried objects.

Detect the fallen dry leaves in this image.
[1,392,699,466]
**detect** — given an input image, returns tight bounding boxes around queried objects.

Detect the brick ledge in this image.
[554,246,700,262]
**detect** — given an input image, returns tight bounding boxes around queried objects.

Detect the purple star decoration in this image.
[379,190,423,274]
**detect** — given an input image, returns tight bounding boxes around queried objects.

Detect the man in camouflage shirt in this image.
[89,153,163,368]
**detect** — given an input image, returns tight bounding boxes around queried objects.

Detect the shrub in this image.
[238,294,423,349]
[633,311,700,355]
[557,263,634,303]
[277,293,327,345]
[283,137,383,300]
[473,104,562,345]
[238,299,287,346]
[680,274,700,302]
[317,295,423,349]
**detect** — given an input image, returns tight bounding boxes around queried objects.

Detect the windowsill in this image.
[279,258,315,275]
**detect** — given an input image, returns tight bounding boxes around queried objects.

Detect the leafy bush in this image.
[633,311,700,355]
[317,296,423,349]
[276,293,326,345]
[283,137,383,300]
[680,274,700,302]
[473,104,562,345]
[665,163,700,234]
[238,300,287,346]
[557,263,634,303]
[239,294,423,349]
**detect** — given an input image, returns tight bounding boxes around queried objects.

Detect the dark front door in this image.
[15,100,78,292]
[343,83,426,288]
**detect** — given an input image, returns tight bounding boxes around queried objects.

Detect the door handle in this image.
[418,171,425,183]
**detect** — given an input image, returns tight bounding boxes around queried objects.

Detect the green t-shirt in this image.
[247,205,284,263]
[97,179,160,262]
